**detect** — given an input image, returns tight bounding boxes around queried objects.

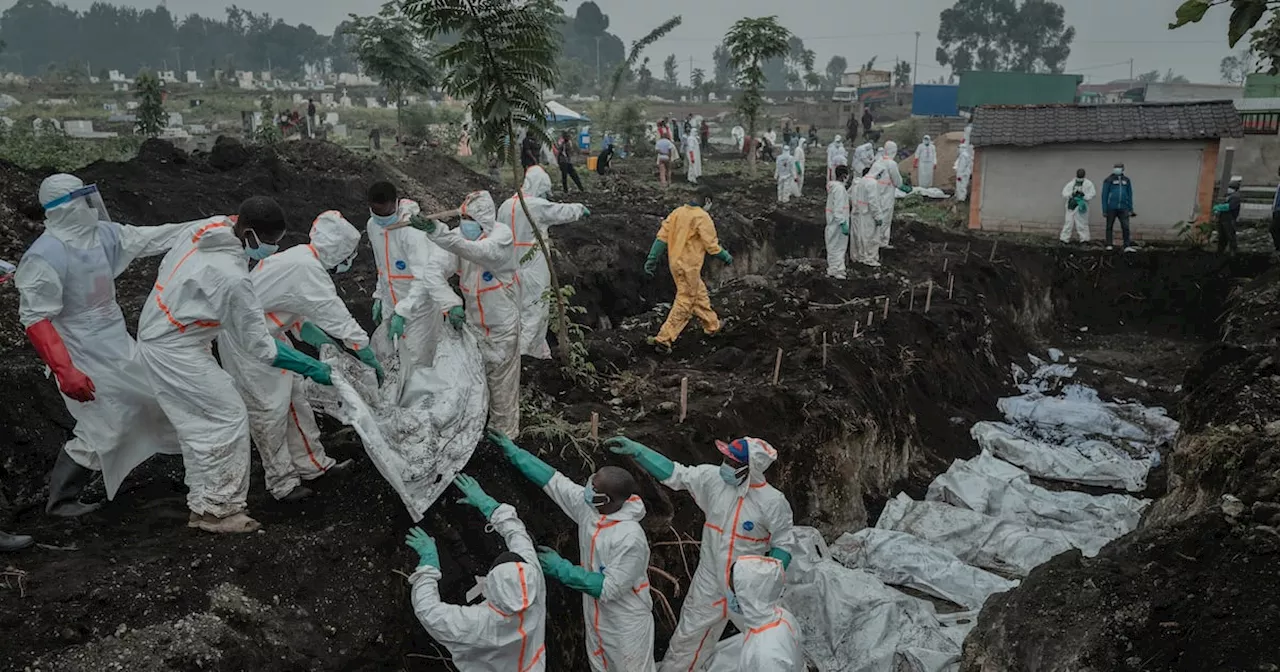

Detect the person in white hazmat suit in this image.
[498,166,589,360]
[826,136,847,182]
[491,430,655,672]
[16,174,189,516]
[850,173,883,267]
[686,133,704,184]
[1061,168,1096,243]
[792,139,807,197]
[825,165,852,279]
[220,211,384,503]
[954,141,975,202]
[731,126,745,152]
[851,142,876,178]
[726,555,804,671]
[408,192,522,437]
[774,145,797,204]
[136,197,335,534]
[869,142,904,249]
[366,182,460,372]
[914,135,938,189]
[405,474,547,671]
[607,435,796,672]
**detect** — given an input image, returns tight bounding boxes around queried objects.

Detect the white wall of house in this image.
[976,141,1208,240]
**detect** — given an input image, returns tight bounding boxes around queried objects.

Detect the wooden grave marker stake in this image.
[925,280,934,313]
[947,273,955,299]
[772,349,783,385]
[679,378,688,424]
[590,412,599,442]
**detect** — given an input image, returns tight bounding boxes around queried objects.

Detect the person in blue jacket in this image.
[1101,163,1136,252]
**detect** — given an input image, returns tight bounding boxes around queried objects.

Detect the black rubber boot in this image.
[280,485,315,503]
[45,449,102,517]
[0,530,34,552]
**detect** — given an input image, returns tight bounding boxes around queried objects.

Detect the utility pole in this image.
[595,37,601,85]
[913,31,920,87]
[1129,58,1134,82]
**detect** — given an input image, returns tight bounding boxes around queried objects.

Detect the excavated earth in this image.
[0,139,1276,671]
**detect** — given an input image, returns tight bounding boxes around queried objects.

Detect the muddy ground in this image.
[1,139,1277,671]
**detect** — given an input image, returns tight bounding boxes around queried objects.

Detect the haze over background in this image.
[0,0,1238,84]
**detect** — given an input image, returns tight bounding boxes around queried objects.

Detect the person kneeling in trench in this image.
[490,430,656,671]
[643,186,733,353]
[404,474,547,671]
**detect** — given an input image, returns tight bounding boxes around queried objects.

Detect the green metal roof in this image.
[957,71,1084,108]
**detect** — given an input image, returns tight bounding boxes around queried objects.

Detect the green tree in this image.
[936,0,1075,73]
[346,4,436,139]
[690,67,706,101]
[637,57,655,96]
[713,43,735,92]
[1220,48,1254,83]
[559,1,625,85]
[405,0,575,364]
[663,54,679,94]
[134,71,168,137]
[255,95,282,145]
[725,16,792,176]
[1170,0,1275,47]
[826,55,848,88]
[893,61,912,87]
[1136,69,1162,83]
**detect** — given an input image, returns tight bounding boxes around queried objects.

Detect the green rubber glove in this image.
[840,222,850,236]
[715,249,733,265]
[447,305,466,329]
[899,184,913,194]
[356,347,386,385]
[454,473,500,519]
[405,527,441,570]
[389,313,406,341]
[605,437,675,481]
[767,546,793,570]
[537,546,604,598]
[582,206,591,217]
[408,215,437,234]
[372,300,383,326]
[298,322,335,350]
[1212,203,1229,214]
[272,341,333,385]
[488,430,556,487]
[644,239,667,277]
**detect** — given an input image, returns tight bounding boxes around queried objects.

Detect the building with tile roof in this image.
[966,101,1244,241]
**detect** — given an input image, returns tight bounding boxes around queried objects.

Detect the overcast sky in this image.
[0,0,1240,84]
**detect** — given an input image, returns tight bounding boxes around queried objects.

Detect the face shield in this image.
[42,183,111,223]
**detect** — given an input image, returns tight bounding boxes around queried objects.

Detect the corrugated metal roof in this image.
[970,101,1244,148]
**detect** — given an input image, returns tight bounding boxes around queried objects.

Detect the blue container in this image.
[912,84,960,117]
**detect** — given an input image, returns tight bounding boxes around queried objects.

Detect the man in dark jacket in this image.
[1215,177,1243,255]
[1100,163,1136,251]
[520,134,541,169]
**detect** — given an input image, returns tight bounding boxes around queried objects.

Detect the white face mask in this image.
[1113,168,1124,176]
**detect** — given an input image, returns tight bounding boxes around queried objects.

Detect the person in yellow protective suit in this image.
[642,187,733,352]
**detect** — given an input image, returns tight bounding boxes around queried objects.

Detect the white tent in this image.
[545,100,588,123]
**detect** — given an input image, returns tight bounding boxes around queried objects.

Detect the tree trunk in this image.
[507,137,572,365]
[747,114,758,178]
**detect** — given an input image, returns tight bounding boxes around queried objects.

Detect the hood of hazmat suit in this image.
[410,504,548,671]
[309,210,361,269]
[39,173,105,247]
[502,166,587,359]
[732,555,804,671]
[658,437,797,672]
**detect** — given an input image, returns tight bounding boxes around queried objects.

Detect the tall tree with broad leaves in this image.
[403,0,576,364]
[690,67,706,101]
[134,71,168,137]
[725,16,792,176]
[1220,49,1254,83]
[346,3,436,137]
[893,61,912,87]
[936,0,1075,74]
[1172,1,1280,74]
[826,55,848,88]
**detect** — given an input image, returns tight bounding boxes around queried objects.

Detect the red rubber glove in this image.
[26,320,95,402]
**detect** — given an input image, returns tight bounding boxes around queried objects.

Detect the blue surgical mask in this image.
[460,219,483,240]
[243,230,278,260]
[370,210,400,227]
[719,462,748,487]
[583,481,610,508]
[1113,168,1124,175]
[726,592,743,615]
